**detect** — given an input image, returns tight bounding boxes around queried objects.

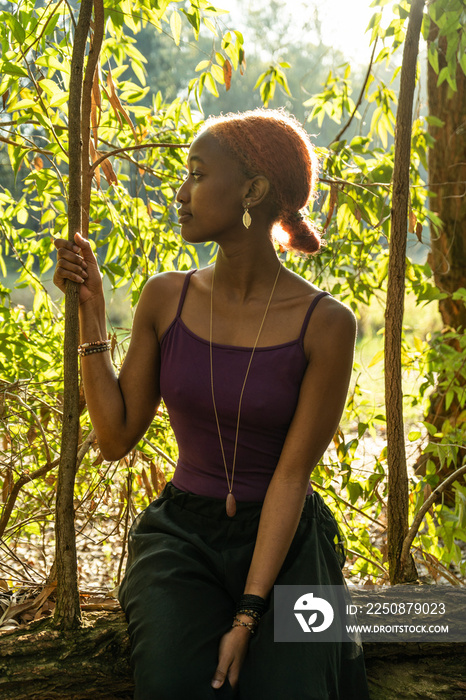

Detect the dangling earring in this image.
[243,203,252,229]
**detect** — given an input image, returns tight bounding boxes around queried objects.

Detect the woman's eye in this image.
[182,170,202,182]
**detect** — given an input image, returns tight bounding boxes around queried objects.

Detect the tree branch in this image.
[333,38,378,144]
[0,459,60,540]
[141,437,177,469]
[21,0,65,56]
[310,479,386,529]
[345,548,388,575]
[0,135,53,155]
[401,464,466,568]
[81,0,104,238]
[4,392,52,467]
[89,142,190,175]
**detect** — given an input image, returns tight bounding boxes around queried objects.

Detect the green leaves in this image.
[170,10,182,46]
[253,62,291,107]
[4,13,26,44]
[0,0,214,587]
[1,62,28,78]
[425,0,466,87]
[1,0,465,590]
[285,0,466,583]
[188,31,244,108]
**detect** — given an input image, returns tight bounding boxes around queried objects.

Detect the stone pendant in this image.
[226,492,237,518]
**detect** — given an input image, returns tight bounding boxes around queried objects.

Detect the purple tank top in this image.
[159,270,329,502]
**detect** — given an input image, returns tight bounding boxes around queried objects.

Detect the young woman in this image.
[54,109,371,699]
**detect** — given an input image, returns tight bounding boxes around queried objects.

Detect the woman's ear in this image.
[243,176,270,208]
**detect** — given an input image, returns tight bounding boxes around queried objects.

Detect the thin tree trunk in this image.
[54,0,94,631]
[385,0,425,585]
[81,0,105,239]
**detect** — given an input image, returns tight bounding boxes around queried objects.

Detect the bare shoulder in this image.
[134,270,194,338]
[278,267,355,345]
[305,292,357,360]
[282,270,357,361]
[283,268,355,325]
[315,294,356,333]
[141,270,190,297]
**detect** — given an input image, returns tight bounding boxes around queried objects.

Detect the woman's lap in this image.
[122,549,237,699]
[118,482,370,700]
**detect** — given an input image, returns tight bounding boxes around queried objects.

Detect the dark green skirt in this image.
[118,482,371,700]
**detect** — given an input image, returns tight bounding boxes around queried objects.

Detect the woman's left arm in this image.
[211,297,357,690]
[244,297,356,597]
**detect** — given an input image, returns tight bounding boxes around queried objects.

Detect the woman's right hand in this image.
[53,232,103,305]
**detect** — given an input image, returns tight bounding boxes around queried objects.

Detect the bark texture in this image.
[0,610,465,700]
[416,11,466,492]
[55,0,94,631]
[0,612,132,700]
[365,647,466,700]
[81,0,104,239]
[427,23,466,330]
[385,0,425,585]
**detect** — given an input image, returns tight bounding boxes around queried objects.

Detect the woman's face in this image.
[175,130,249,244]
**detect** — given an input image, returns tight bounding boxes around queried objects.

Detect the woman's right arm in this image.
[54,232,162,461]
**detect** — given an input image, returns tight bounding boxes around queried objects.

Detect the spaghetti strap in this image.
[299,291,330,343]
[175,269,197,318]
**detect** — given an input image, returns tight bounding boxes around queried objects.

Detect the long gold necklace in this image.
[209,263,281,517]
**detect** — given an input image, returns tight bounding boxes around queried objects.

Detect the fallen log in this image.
[0,612,132,700]
[364,645,466,700]
[0,609,465,699]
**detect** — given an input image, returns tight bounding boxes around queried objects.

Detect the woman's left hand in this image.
[211,625,251,691]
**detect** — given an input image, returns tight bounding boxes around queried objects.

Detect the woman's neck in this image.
[213,238,281,303]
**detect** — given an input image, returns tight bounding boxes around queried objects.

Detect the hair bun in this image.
[276,212,322,255]
[202,109,322,254]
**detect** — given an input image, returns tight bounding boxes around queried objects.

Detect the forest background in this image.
[0,0,465,629]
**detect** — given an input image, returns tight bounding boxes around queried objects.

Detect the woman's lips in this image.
[178,212,192,223]
[178,214,192,224]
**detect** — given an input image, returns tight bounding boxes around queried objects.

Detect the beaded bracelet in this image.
[234,608,261,623]
[78,340,111,357]
[78,345,110,357]
[232,617,257,635]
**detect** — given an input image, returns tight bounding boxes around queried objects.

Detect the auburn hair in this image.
[200,108,322,255]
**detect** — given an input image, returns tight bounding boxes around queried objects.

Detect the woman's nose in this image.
[176,179,189,204]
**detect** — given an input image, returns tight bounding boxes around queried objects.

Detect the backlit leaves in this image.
[254,63,291,108]
[188,30,244,109]
[1,0,465,590]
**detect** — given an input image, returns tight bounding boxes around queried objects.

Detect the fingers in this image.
[212,662,241,690]
[211,667,227,690]
[55,250,88,284]
[53,234,89,285]
[73,232,95,262]
[227,667,240,690]
[211,629,249,690]
[54,233,93,260]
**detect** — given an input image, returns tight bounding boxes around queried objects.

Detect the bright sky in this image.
[312,0,377,62]
[220,0,377,65]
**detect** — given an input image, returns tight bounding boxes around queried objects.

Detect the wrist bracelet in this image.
[78,339,110,357]
[232,617,257,635]
[235,594,268,622]
[234,608,261,622]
